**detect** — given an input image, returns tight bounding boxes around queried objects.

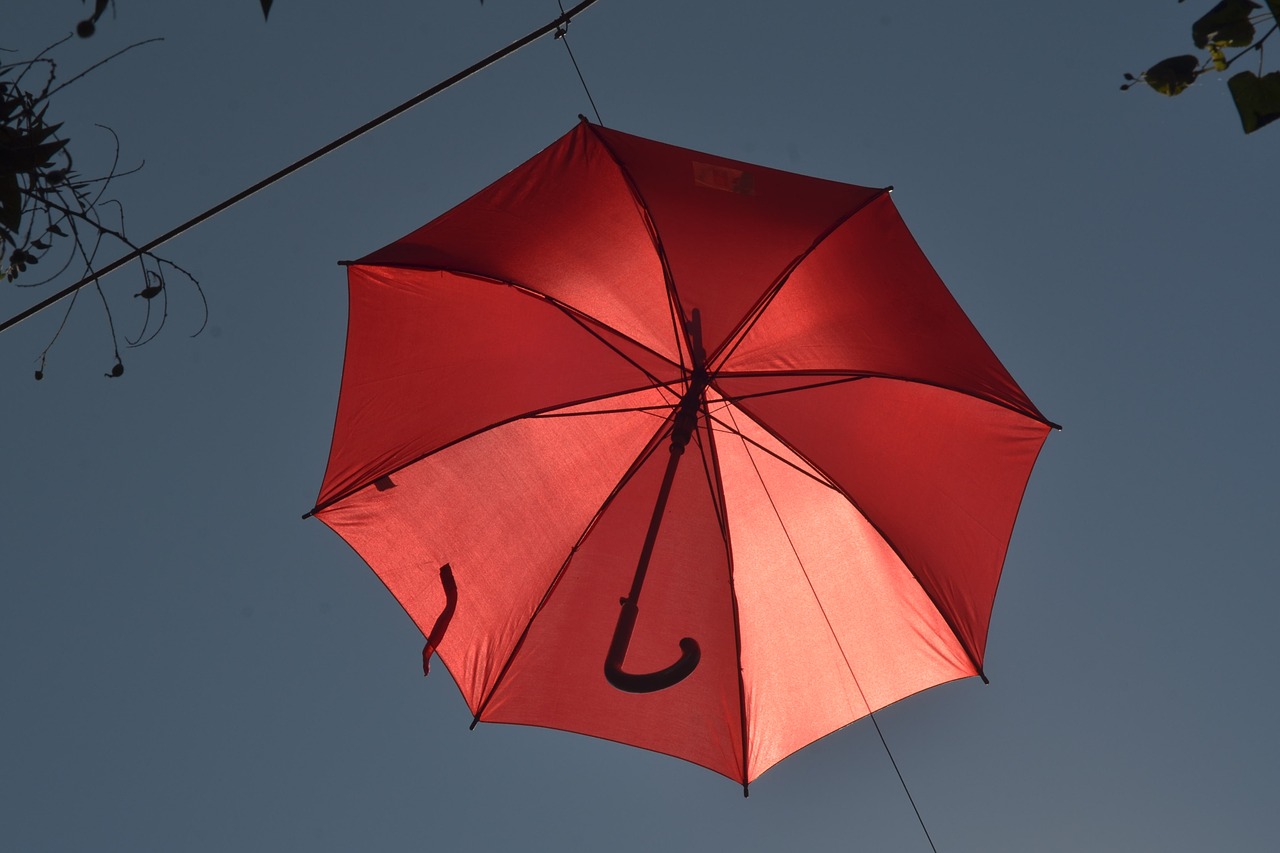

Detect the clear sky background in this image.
[3,2,1276,850]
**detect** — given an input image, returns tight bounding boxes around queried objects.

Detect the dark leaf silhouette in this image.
[0,136,70,173]
[0,172,20,233]
[1126,0,1280,132]
[1192,0,1261,48]
[1144,54,1201,95]
[3,39,204,376]
[1228,70,1280,131]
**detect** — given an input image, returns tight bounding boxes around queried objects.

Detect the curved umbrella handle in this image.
[605,597,701,693]
[602,308,707,695]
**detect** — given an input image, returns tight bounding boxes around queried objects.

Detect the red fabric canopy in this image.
[313,120,1052,789]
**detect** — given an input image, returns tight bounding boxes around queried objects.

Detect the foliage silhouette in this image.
[1124,0,1280,133]
[2,38,205,379]
[1,0,590,377]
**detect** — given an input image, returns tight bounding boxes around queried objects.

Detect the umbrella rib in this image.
[309,261,696,515]
[720,395,991,682]
[306,381,675,517]
[350,261,684,391]
[717,369,1059,430]
[705,409,839,492]
[721,404,872,706]
[583,123,693,381]
[529,401,676,419]
[560,304,675,392]
[722,406,939,842]
[711,374,868,407]
[711,188,891,369]
[468,411,679,726]
[691,405,753,793]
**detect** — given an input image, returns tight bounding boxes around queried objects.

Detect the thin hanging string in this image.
[555,0,603,124]
[0,0,604,337]
[805,590,943,851]
[863,706,940,853]
[821,600,940,851]
[724,405,939,851]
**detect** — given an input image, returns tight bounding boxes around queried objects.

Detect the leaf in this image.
[1,94,22,122]
[0,172,21,235]
[1228,70,1280,132]
[1268,0,1280,22]
[261,0,274,20]
[1192,0,1261,49]
[35,122,64,144]
[1144,55,1200,96]
[0,137,69,173]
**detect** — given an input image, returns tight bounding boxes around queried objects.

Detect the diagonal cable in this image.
[0,0,605,336]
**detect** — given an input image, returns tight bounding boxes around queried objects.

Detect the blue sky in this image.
[3,2,1276,850]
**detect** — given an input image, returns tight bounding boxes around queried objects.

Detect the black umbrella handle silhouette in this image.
[422,563,457,676]
[604,311,707,694]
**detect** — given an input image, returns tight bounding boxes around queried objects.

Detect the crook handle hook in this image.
[600,308,707,695]
[605,598,701,693]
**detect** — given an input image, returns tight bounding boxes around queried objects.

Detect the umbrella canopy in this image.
[311,119,1053,790]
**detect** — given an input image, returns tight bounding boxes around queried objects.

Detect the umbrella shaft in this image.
[624,431,688,607]
[624,359,708,606]
[605,308,709,692]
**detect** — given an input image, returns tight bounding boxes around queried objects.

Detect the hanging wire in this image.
[863,709,940,853]
[555,0,603,125]
[722,404,940,849]
[0,0,604,337]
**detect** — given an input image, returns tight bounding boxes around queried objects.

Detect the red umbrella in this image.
[309,119,1054,792]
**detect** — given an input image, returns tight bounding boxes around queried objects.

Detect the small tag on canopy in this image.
[693,162,754,195]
